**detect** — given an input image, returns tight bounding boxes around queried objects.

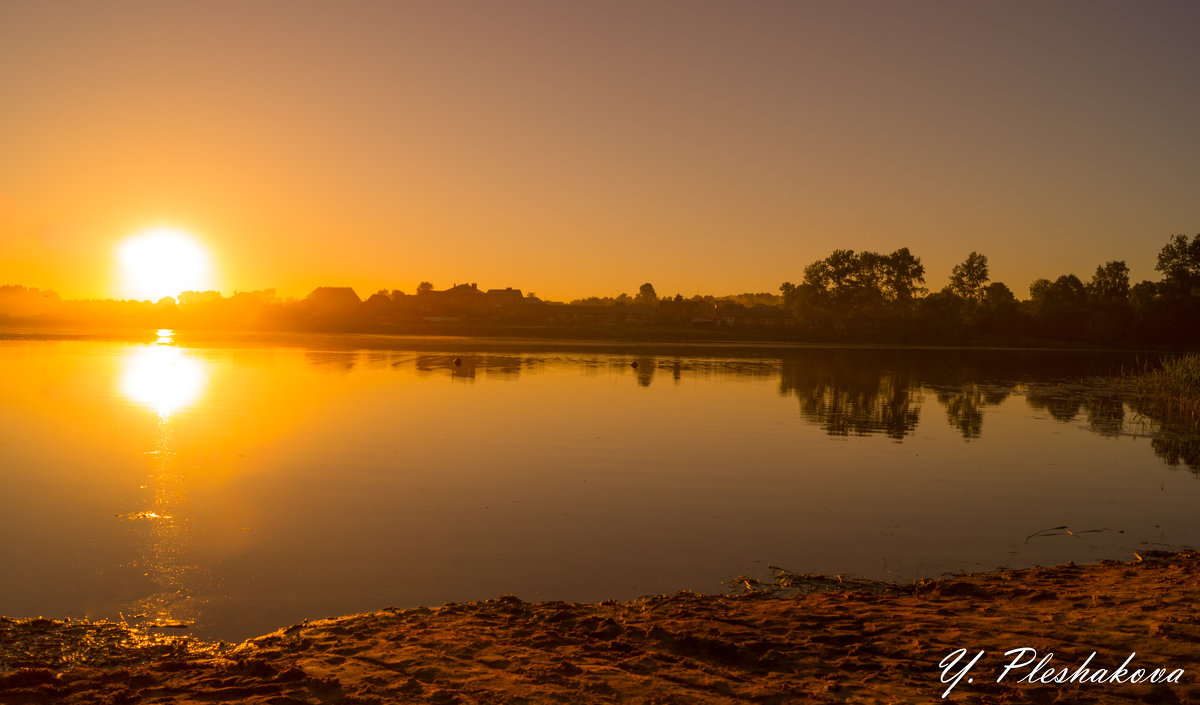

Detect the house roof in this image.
[306,287,361,303]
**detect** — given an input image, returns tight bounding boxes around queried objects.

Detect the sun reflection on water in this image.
[119,336,207,418]
[115,331,212,630]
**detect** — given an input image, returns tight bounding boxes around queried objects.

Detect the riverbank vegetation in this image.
[1136,353,1200,427]
[3,233,1198,349]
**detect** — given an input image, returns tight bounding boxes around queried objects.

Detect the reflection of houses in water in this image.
[415,354,474,378]
[412,354,526,381]
[634,358,654,387]
[304,350,358,372]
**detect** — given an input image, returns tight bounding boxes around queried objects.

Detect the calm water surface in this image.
[1,332,1197,640]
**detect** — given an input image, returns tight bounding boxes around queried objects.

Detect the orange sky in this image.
[1,1,1198,302]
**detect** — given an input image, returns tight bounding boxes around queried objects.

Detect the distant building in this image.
[713,303,794,327]
[304,287,362,323]
[485,286,523,307]
[306,287,361,307]
[416,283,485,319]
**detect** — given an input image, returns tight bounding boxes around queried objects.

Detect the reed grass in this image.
[1136,353,1200,427]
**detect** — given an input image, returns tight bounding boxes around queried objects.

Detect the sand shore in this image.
[2,552,1197,704]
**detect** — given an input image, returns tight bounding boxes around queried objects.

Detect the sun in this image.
[117,227,215,301]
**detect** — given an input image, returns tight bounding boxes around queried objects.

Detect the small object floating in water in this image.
[630,361,638,368]
[453,357,462,367]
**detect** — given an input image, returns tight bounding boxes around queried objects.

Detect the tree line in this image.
[776,234,1200,347]
[2,234,1197,348]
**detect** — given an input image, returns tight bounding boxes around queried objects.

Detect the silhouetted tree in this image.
[983,282,1016,307]
[417,281,434,294]
[1089,261,1130,304]
[1086,261,1132,341]
[803,249,861,295]
[1155,234,1200,292]
[975,282,1022,335]
[883,247,927,301]
[791,248,928,339]
[1029,274,1088,339]
[1130,280,1158,315]
[947,252,989,301]
[635,283,658,306]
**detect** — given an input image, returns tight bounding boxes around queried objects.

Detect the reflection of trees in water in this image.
[620,357,778,387]
[936,385,1010,439]
[1150,437,1200,474]
[363,351,411,369]
[776,349,1064,440]
[1024,384,1200,473]
[1025,386,1126,438]
[304,351,357,371]
[1083,394,1126,438]
[482,356,524,379]
[634,358,654,387]
[1126,395,1200,474]
[779,361,921,439]
[296,345,1200,475]
[411,354,528,380]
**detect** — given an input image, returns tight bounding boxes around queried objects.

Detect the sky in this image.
[1,0,1198,302]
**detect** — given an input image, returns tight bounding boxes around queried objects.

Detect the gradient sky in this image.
[2,0,1198,301]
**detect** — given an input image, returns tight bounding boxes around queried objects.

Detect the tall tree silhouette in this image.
[634,283,658,306]
[947,252,989,301]
[1155,234,1200,292]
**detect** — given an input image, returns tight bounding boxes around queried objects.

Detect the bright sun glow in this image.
[118,227,214,301]
[120,343,208,418]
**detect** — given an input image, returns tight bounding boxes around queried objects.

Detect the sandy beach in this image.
[1,551,1197,704]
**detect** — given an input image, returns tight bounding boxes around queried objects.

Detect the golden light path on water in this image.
[119,330,208,419]
[116,330,210,630]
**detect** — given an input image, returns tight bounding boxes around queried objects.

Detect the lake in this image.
[1,331,1197,641]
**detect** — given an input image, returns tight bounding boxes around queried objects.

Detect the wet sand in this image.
[2,552,1197,704]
